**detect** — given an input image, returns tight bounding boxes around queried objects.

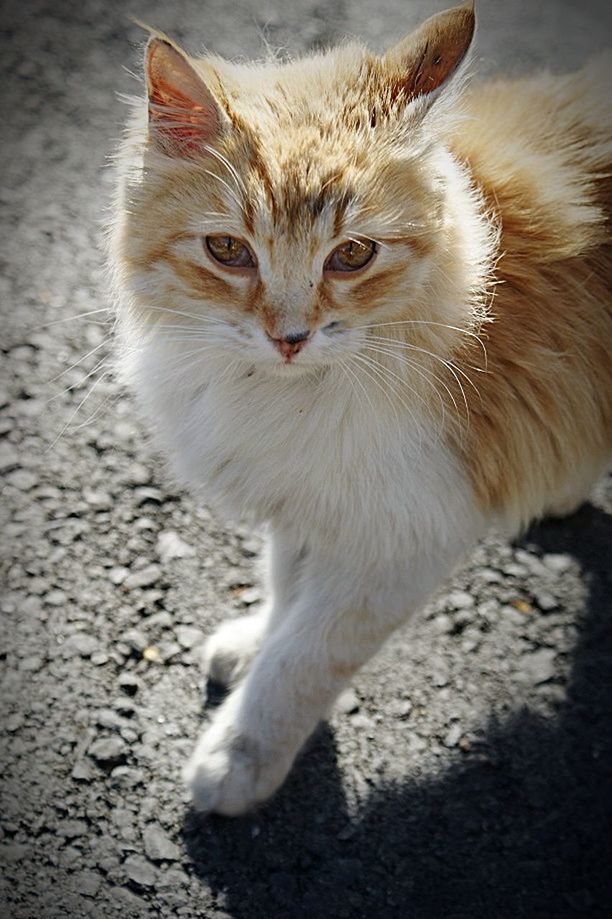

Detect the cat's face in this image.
[118,6,476,377]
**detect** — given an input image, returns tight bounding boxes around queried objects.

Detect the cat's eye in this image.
[205,235,256,269]
[325,238,377,273]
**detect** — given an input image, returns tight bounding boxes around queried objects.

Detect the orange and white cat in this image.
[111,5,612,815]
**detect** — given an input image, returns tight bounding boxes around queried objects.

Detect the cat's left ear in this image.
[382,3,475,109]
[144,37,223,157]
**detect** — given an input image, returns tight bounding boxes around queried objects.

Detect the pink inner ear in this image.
[146,40,220,156]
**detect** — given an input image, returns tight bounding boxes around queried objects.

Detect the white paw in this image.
[184,709,292,816]
[203,611,267,686]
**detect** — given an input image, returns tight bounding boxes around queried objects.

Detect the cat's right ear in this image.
[382,3,475,109]
[144,38,223,158]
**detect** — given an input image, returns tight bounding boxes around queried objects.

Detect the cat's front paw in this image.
[184,715,291,815]
[203,611,267,687]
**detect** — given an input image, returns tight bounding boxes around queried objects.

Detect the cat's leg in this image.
[185,547,448,815]
[203,530,306,686]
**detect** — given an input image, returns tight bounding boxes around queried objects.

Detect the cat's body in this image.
[111,6,612,814]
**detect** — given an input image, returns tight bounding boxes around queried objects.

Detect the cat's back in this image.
[445,55,612,531]
[452,52,612,261]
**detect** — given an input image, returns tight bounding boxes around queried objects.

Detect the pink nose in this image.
[268,330,310,360]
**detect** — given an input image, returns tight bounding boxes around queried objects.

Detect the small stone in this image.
[542,553,573,574]
[521,648,557,685]
[335,689,360,715]
[443,724,462,747]
[123,462,151,486]
[175,626,204,650]
[65,633,99,657]
[78,870,102,898]
[58,819,88,838]
[446,590,474,610]
[122,629,148,653]
[109,567,129,585]
[388,699,412,720]
[72,759,97,781]
[6,714,24,732]
[534,592,558,612]
[0,443,19,473]
[142,824,181,862]
[510,598,531,614]
[124,566,161,590]
[0,844,30,863]
[91,651,110,666]
[83,487,113,509]
[156,531,196,562]
[134,487,163,506]
[88,736,128,769]
[501,605,525,624]
[44,589,66,607]
[96,709,127,730]
[6,469,38,491]
[124,854,157,888]
[239,587,261,605]
[142,646,161,663]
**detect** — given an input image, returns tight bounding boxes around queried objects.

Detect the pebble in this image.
[534,591,559,612]
[0,443,19,473]
[6,714,24,732]
[443,724,463,747]
[78,870,102,898]
[123,854,157,888]
[542,553,573,574]
[65,633,99,657]
[335,688,360,715]
[175,625,204,650]
[57,819,88,838]
[7,469,38,491]
[88,736,128,769]
[124,566,161,590]
[156,531,196,562]
[122,629,149,653]
[388,699,413,720]
[109,567,129,585]
[520,648,557,685]
[134,487,163,506]
[239,587,261,605]
[0,843,30,863]
[446,590,474,610]
[142,824,181,862]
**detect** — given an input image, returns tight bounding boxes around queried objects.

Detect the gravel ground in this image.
[1,1,611,917]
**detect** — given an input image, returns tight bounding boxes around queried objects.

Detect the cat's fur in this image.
[111,5,612,814]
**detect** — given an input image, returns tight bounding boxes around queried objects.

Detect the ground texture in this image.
[1,1,611,917]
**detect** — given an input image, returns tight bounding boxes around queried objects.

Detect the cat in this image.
[110,4,612,815]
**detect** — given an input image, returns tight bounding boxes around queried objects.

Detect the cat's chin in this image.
[257,360,327,380]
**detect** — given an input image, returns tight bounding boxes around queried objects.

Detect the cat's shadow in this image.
[182,502,612,919]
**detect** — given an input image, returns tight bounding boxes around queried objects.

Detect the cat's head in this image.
[116,4,481,378]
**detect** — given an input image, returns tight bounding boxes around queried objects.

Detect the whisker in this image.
[362,344,449,427]
[349,351,424,448]
[47,370,111,452]
[31,308,113,331]
[46,338,110,385]
[46,358,108,405]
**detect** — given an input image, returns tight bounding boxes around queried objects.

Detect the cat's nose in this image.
[267,330,311,360]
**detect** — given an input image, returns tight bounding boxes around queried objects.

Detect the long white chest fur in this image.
[127,337,486,596]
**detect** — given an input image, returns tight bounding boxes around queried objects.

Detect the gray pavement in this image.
[1,1,611,917]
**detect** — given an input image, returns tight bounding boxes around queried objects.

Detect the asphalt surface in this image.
[1,1,611,917]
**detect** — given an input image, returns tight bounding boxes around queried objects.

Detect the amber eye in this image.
[205,235,256,268]
[325,238,376,273]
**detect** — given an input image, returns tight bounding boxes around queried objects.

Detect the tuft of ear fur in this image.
[383,3,475,106]
[144,37,222,157]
